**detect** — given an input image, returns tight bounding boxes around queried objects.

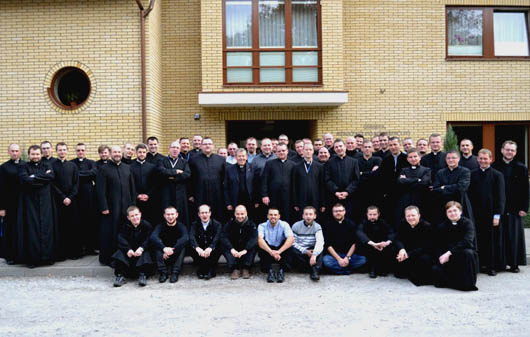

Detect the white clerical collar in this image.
[137,159,146,164]
[451,221,458,225]
[14,159,20,163]
[411,165,417,169]
[432,151,440,155]
[78,158,84,162]
[281,159,286,163]
[463,154,472,159]
[503,158,512,164]
[60,158,67,163]
[480,166,490,171]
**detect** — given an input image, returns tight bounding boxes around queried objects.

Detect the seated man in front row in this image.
[151,207,189,283]
[258,208,294,283]
[112,206,154,287]
[221,205,258,280]
[189,204,223,280]
[323,203,367,275]
[291,206,325,281]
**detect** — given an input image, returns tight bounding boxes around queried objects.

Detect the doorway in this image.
[226,120,313,148]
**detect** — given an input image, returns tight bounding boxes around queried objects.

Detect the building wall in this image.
[146,0,164,141]
[0,0,143,161]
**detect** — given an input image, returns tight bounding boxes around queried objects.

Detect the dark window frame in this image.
[222,0,323,86]
[47,67,92,110]
[446,6,530,60]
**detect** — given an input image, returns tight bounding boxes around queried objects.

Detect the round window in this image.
[49,67,91,109]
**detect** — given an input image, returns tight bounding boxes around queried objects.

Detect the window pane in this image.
[260,68,285,82]
[292,1,318,47]
[494,12,529,56]
[259,0,285,48]
[227,68,253,83]
[226,1,252,48]
[227,52,253,66]
[293,68,318,82]
[447,9,483,56]
[260,52,285,66]
[293,51,318,66]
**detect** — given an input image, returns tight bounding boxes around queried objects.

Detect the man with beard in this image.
[317,147,330,164]
[492,140,529,273]
[246,137,258,163]
[432,201,478,291]
[130,144,157,225]
[52,142,80,260]
[159,141,191,227]
[469,149,505,275]
[313,138,323,153]
[71,143,98,255]
[416,138,428,157]
[357,141,382,220]
[224,149,256,215]
[261,143,295,224]
[397,148,431,225]
[378,137,409,228]
[112,206,153,287]
[151,206,189,283]
[292,143,326,220]
[40,141,57,165]
[189,204,223,280]
[96,145,110,169]
[394,206,435,286]
[374,132,390,158]
[324,139,360,220]
[188,137,226,221]
[122,143,135,165]
[178,137,192,161]
[17,145,57,267]
[0,144,24,264]
[146,136,165,164]
[459,139,479,171]
[96,146,136,265]
[433,150,473,226]
[221,205,258,279]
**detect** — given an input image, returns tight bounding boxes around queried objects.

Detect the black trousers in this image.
[432,248,478,291]
[258,245,292,271]
[190,247,222,274]
[290,248,323,272]
[360,243,397,273]
[395,253,434,286]
[112,249,153,277]
[155,247,185,274]
[223,247,257,271]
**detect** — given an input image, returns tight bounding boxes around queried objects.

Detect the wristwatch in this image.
[346,256,351,260]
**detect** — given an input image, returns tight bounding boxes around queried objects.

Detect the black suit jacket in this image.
[224,163,256,207]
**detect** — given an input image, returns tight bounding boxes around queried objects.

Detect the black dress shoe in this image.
[487,269,497,276]
[198,273,205,279]
[510,267,520,273]
[369,270,377,278]
[276,268,284,283]
[170,273,179,283]
[159,273,168,283]
[114,275,126,287]
[138,273,147,286]
[378,271,388,277]
[27,264,36,269]
[204,271,213,280]
[6,260,15,265]
[310,268,320,281]
[267,268,276,283]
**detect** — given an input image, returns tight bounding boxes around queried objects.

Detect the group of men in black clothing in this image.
[0,132,528,291]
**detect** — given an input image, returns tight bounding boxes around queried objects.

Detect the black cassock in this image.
[158,156,191,227]
[17,161,58,265]
[96,161,136,265]
[291,160,326,220]
[394,219,435,286]
[356,218,397,273]
[146,152,165,165]
[0,159,24,262]
[357,156,383,219]
[469,167,506,271]
[130,159,157,224]
[52,159,80,259]
[460,155,479,171]
[420,151,446,223]
[112,219,153,276]
[492,159,529,268]
[71,158,98,252]
[324,155,360,220]
[378,153,409,227]
[224,163,256,213]
[188,153,226,221]
[433,166,474,226]
[397,165,431,224]
[261,158,295,223]
[432,217,479,291]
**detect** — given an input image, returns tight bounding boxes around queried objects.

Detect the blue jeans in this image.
[323,253,366,275]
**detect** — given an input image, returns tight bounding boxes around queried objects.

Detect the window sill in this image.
[198,91,348,107]
[446,57,530,61]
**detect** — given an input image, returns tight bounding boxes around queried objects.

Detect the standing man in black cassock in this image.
[188,137,226,221]
[492,140,529,273]
[459,139,479,170]
[261,143,296,224]
[324,139,360,220]
[224,148,256,217]
[378,137,409,228]
[433,150,473,226]
[130,144,157,225]
[96,145,110,169]
[251,138,276,223]
[71,143,98,255]
[40,141,57,165]
[420,133,446,223]
[17,145,58,267]
[52,142,80,260]
[0,144,24,264]
[159,141,191,227]
[357,141,382,218]
[469,149,506,275]
[373,132,390,159]
[292,143,326,221]
[145,136,165,165]
[96,146,136,266]
[397,148,431,225]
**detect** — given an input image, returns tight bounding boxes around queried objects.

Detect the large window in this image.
[224,0,321,85]
[446,7,530,59]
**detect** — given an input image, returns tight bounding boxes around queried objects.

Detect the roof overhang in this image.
[198,92,348,107]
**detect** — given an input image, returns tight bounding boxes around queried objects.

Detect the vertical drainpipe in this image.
[135,0,156,141]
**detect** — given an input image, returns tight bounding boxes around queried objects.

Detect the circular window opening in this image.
[49,67,91,109]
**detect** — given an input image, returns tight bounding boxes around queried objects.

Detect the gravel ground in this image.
[1,267,529,337]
